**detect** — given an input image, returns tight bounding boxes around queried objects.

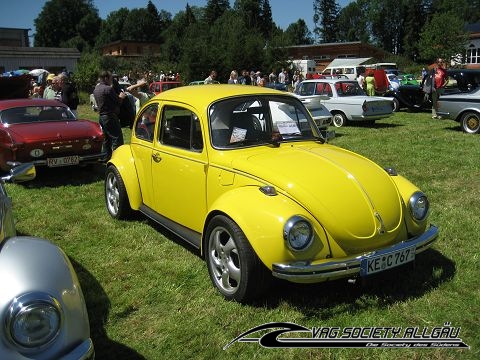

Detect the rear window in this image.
[0,106,75,124]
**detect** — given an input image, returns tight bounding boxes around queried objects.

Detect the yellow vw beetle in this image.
[104,85,438,303]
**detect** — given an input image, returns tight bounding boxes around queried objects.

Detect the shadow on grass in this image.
[70,258,147,360]
[139,219,455,316]
[356,121,403,129]
[258,248,455,317]
[20,163,106,188]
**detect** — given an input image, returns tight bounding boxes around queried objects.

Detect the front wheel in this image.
[105,165,133,219]
[460,111,480,134]
[205,215,268,303]
[332,112,348,127]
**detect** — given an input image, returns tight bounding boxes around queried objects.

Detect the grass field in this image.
[6,105,479,360]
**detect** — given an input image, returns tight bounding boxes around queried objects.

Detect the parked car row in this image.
[384,69,480,114]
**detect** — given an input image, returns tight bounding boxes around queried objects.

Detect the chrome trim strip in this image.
[272,224,438,282]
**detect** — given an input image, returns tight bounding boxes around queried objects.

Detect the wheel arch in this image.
[458,109,480,134]
[107,145,142,210]
[202,186,320,269]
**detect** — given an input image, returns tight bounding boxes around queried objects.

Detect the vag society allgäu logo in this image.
[224,322,470,349]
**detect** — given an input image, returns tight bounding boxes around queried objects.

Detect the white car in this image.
[294,79,394,127]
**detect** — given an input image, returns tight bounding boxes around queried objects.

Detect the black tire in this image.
[205,215,269,303]
[392,97,400,112]
[105,165,133,219]
[460,111,480,134]
[332,112,347,127]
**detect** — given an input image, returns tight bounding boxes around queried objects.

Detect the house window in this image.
[466,44,479,64]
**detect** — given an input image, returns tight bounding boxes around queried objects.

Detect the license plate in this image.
[361,246,415,276]
[47,155,79,167]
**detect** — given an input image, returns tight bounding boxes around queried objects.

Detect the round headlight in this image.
[6,293,62,348]
[283,216,313,251]
[409,191,429,221]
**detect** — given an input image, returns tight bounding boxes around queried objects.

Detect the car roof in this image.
[149,84,292,108]
[0,98,66,111]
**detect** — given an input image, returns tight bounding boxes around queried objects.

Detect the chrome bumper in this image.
[272,224,439,282]
[60,338,94,360]
[7,152,106,169]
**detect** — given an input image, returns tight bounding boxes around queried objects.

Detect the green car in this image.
[398,74,419,85]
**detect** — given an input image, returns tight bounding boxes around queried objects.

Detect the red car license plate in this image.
[361,246,415,276]
[47,155,80,167]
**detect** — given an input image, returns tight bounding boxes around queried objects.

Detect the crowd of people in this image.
[30,71,79,116]
[204,68,305,92]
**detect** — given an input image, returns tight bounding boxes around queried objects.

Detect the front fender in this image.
[207,186,330,269]
[0,236,90,359]
[390,174,429,236]
[108,145,142,210]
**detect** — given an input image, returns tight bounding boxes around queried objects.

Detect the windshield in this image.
[0,105,76,124]
[209,95,323,148]
[334,81,366,96]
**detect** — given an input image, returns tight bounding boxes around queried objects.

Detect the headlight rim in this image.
[283,215,314,252]
[5,292,63,350]
[409,191,430,222]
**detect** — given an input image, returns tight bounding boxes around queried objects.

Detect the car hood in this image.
[229,144,403,253]
[6,120,100,141]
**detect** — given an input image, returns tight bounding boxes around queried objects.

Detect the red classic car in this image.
[149,81,181,95]
[0,98,104,172]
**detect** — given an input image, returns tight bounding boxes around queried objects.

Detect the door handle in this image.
[152,152,162,162]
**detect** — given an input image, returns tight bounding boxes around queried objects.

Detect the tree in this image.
[95,8,130,47]
[418,12,469,62]
[284,19,314,45]
[34,0,100,49]
[259,0,273,38]
[234,0,262,30]
[336,1,369,42]
[402,0,427,61]
[313,0,340,43]
[204,0,230,25]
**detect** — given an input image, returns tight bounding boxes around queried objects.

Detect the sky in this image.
[0,0,352,41]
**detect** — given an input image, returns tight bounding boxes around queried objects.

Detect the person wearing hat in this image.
[43,73,56,99]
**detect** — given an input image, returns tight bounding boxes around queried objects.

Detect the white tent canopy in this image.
[325,58,371,68]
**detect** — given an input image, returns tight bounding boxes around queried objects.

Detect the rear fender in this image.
[108,145,142,210]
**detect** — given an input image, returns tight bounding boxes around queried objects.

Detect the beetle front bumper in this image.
[272,224,438,283]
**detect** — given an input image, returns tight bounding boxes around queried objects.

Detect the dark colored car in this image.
[385,69,480,112]
[0,98,104,172]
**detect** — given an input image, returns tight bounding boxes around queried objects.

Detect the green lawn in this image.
[6,106,479,360]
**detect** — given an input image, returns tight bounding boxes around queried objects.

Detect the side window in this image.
[315,82,324,94]
[300,82,315,96]
[323,83,333,96]
[135,103,158,141]
[160,106,203,151]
